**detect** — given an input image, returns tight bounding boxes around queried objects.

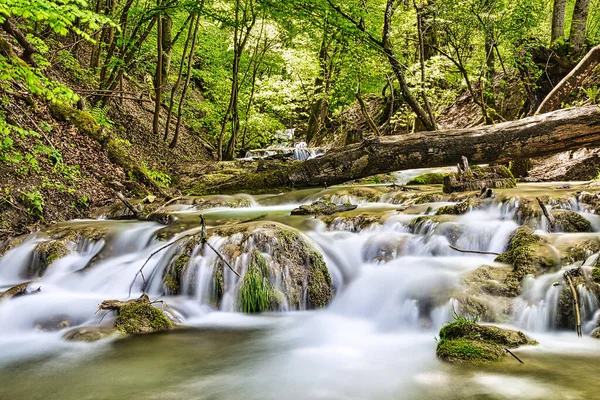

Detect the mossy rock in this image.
[113,296,173,334]
[162,251,190,295]
[49,102,103,141]
[462,265,514,297]
[32,239,73,276]
[552,210,593,233]
[436,319,535,363]
[63,325,118,342]
[407,173,445,185]
[165,222,333,311]
[436,200,474,215]
[291,200,357,216]
[321,187,385,203]
[415,192,445,204]
[592,267,600,284]
[495,227,559,296]
[436,338,505,363]
[321,213,382,232]
[194,196,253,210]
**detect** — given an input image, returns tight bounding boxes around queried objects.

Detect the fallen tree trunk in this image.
[536,45,600,115]
[205,106,600,193]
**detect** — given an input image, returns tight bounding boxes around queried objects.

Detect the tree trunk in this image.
[161,15,173,87]
[153,1,163,136]
[205,106,600,193]
[382,0,435,131]
[551,0,566,43]
[1,16,37,66]
[536,45,600,114]
[306,28,332,144]
[570,0,591,53]
[164,14,195,141]
[169,15,200,149]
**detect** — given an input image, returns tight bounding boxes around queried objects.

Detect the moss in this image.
[321,213,381,232]
[195,197,253,210]
[436,200,472,215]
[239,250,272,313]
[436,319,535,363]
[114,301,173,334]
[32,239,71,276]
[592,267,600,284]
[49,102,103,141]
[415,192,445,204]
[307,249,332,309]
[436,338,505,363]
[162,253,189,294]
[553,210,592,233]
[407,173,445,185]
[291,200,357,216]
[213,263,224,307]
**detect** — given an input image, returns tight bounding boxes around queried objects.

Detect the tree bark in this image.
[536,45,600,114]
[169,15,200,149]
[1,16,38,66]
[570,0,591,53]
[551,0,566,43]
[206,106,600,192]
[153,1,164,136]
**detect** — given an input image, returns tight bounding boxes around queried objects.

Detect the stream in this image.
[1,175,600,400]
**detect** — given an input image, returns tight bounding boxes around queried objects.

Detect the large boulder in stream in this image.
[494,227,559,296]
[162,222,333,312]
[436,318,536,363]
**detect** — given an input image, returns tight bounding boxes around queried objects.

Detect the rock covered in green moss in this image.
[436,318,535,363]
[162,222,333,312]
[552,210,593,233]
[321,212,382,232]
[32,239,71,276]
[100,294,173,335]
[436,200,473,215]
[194,196,253,210]
[291,200,357,216]
[495,227,558,295]
[163,252,190,295]
[407,172,445,185]
[320,187,386,203]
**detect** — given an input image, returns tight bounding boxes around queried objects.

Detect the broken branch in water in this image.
[116,192,141,219]
[504,348,525,364]
[536,197,556,232]
[199,215,241,279]
[449,245,500,256]
[564,270,582,337]
[128,235,191,296]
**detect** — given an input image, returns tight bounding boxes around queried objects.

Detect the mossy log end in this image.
[204,106,600,194]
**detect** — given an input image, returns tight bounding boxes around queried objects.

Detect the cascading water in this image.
[2,180,600,399]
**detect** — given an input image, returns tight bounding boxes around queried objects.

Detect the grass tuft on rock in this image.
[239,250,272,313]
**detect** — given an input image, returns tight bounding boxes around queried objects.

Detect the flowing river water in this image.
[1,175,600,399]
